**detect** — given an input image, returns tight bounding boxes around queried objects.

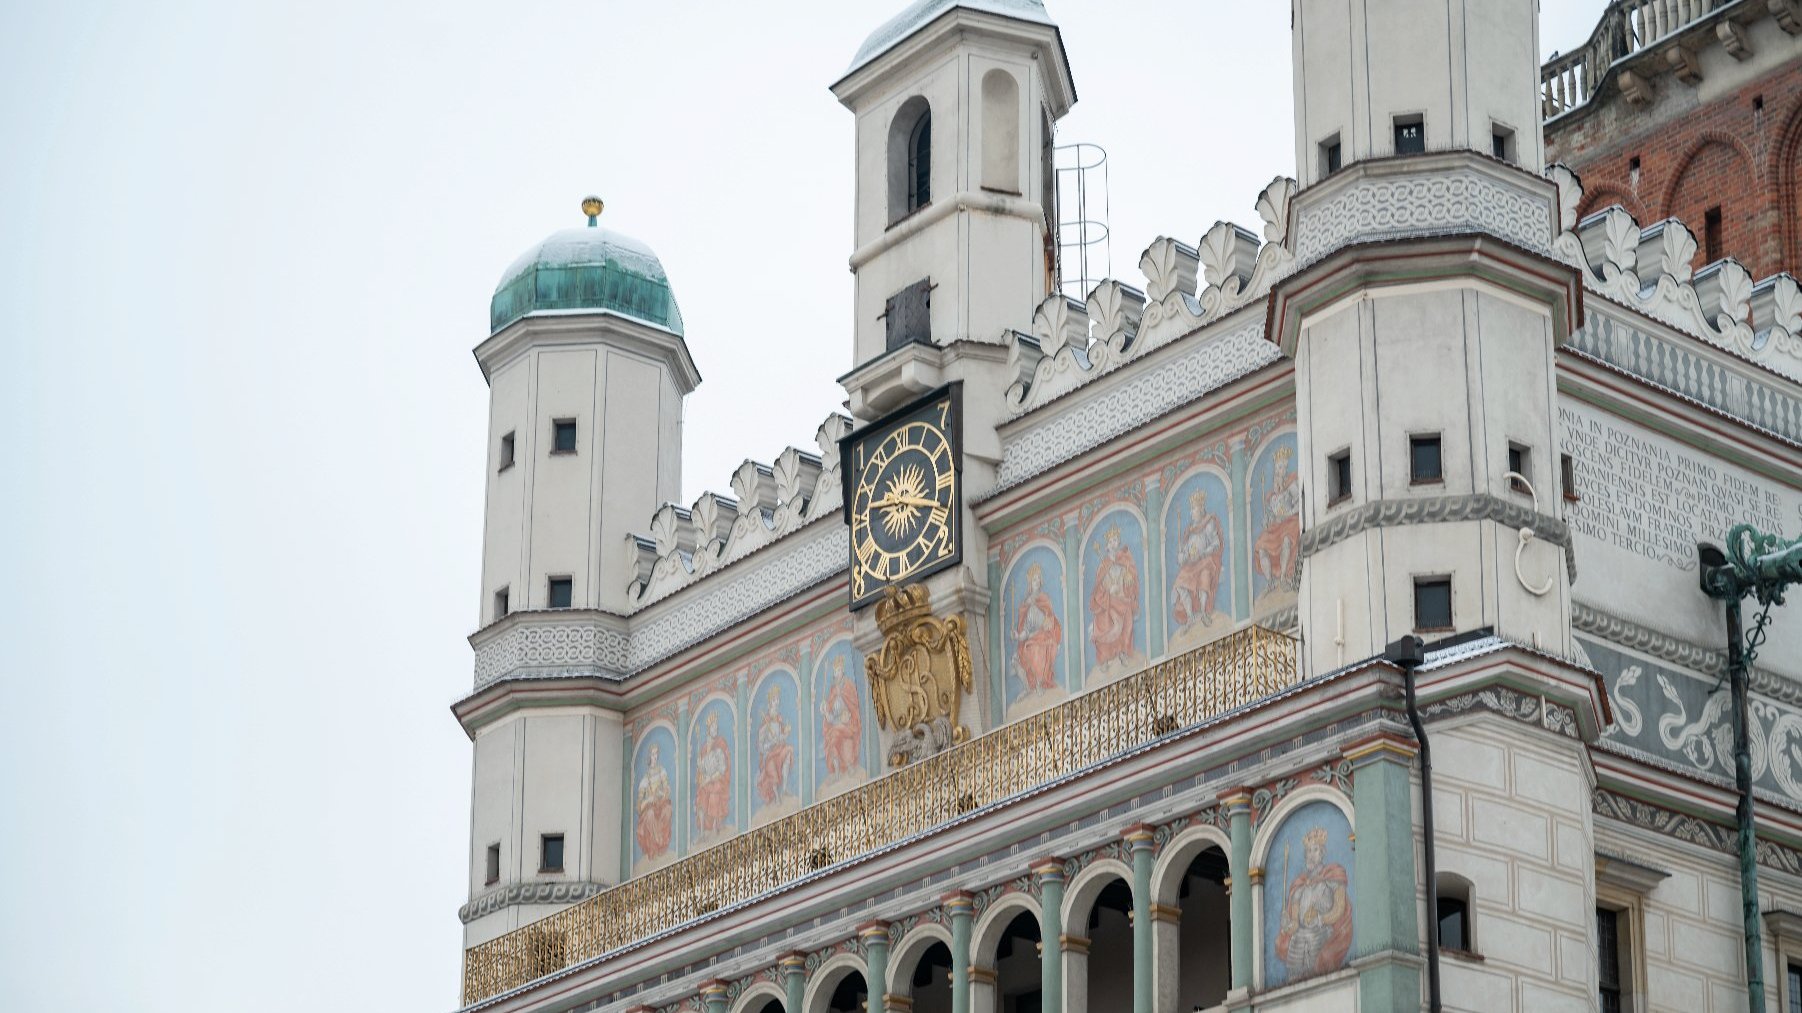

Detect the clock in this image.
[842,385,963,609]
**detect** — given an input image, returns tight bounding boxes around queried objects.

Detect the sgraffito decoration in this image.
[866,583,975,767]
[1261,800,1355,988]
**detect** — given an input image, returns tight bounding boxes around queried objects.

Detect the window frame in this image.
[493,586,510,622]
[498,430,516,472]
[1507,442,1532,496]
[539,833,565,874]
[1409,432,1444,486]
[1594,893,1645,1013]
[546,576,574,610]
[1393,113,1426,156]
[485,842,501,886]
[1490,123,1516,163]
[550,418,578,455]
[907,108,932,214]
[1320,133,1343,176]
[1560,453,1580,502]
[1413,575,1454,633]
[1327,447,1353,507]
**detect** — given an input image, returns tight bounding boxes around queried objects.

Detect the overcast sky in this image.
[0,2,1607,1009]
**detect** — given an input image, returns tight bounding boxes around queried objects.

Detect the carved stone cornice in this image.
[1300,492,1575,580]
[1289,151,1559,267]
[459,880,610,923]
[1593,787,1802,876]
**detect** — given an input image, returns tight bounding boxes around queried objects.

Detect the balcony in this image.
[460,624,1299,1006]
[1541,0,1742,119]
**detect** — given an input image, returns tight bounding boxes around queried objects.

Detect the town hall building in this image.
[446,1,1802,1011]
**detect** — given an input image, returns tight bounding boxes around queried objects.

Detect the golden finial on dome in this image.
[581,195,604,226]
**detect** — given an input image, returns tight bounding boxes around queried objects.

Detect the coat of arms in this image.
[864,583,974,766]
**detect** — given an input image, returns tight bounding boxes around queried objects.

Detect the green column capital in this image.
[860,921,891,1013]
[700,979,730,1013]
[780,952,807,1013]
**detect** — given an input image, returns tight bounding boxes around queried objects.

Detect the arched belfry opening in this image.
[889,96,932,222]
[980,68,1020,193]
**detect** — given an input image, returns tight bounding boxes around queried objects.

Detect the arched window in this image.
[1436,873,1474,953]
[981,69,1020,192]
[909,110,932,210]
[888,97,932,222]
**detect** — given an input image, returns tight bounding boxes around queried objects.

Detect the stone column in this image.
[1150,901,1182,1013]
[1346,735,1422,1009]
[780,952,807,1013]
[1222,790,1253,991]
[860,921,891,1012]
[1032,858,1067,1013]
[946,890,976,1013]
[1060,933,1091,1013]
[700,979,729,1013]
[969,965,998,1013]
[1125,824,1156,1013]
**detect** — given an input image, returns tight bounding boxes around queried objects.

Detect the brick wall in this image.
[1546,57,1802,279]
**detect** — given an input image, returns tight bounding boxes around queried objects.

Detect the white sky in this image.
[0,2,1606,1009]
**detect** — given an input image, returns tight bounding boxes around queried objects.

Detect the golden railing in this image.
[461,624,1298,1006]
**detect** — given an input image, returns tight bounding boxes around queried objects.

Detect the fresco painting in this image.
[1164,468,1234,652]
[689,698,736,847]
[1261,800,1355,988]
[750,669,801,824]
[1002,542,1068,719]
[814,639,871,799]
[630,724,678,875]
[1250,432,1301,607]
[1082,509,1148,684]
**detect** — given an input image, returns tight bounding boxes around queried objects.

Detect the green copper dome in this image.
[490,212,684,336]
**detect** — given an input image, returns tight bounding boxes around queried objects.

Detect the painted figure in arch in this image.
[693,710,732,838]
[820,654,863,785]
[1089,524,1142,673]
[633,742,673,862]
[754,684,796,809]
[1274,826,1353,978]
[1013,562,1063,692]
[1171,487,1225,630]
[1255,444,1302,594]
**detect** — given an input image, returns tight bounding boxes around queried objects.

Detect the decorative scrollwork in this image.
[866,583,975,766]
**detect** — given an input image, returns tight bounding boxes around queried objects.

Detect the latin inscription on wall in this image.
[1559,404,1794,571]
[1556,399,1802,668]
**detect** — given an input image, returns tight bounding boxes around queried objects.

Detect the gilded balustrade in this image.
[460,624,1298,1006]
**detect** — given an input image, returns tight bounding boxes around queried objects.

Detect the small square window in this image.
[1321,134,1343,176]
[1394,115,1425,155]
[1507,443,1531,495]
[1410,434,1443,484]
[498,431,516,471]
[540,833,564,873]
[1328,449,1353,505]
[551,419,578,454]
[547,577,573,609]
[1560,453,1579,502]
[485,843,501,886]
[1490,124,1515,162]
[493,587,510,621]
[1414,577,1453,631]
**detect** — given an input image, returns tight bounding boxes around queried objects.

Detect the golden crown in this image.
[874,582,935,633]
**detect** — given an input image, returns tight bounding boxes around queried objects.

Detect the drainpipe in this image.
[1385,635,1440,1013]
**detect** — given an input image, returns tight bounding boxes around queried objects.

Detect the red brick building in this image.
[1543,0,1802,278]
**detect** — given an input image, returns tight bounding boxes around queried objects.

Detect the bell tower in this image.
[831,0,1075,418]
[1273,0,1581,676]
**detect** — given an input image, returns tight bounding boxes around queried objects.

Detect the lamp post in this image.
[1698,524,1802,1012]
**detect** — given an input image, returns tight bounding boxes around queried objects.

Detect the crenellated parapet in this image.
[1549,164,1802,383]
[1004,177,1297,414]
[624,413,853,607]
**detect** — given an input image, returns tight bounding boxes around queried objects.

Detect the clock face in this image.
[845,388,961,608]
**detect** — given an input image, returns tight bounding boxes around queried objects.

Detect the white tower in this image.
[458,198,700,946]
[1272,0,1580,676]
[831,0,1075,417]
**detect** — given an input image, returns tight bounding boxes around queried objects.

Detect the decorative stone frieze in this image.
[1300,492,1576,581]
[459,880,610,923]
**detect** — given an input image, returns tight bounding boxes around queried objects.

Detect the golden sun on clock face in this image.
[848,392,960,606]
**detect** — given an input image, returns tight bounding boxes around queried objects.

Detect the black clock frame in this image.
[839,382,964,610]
